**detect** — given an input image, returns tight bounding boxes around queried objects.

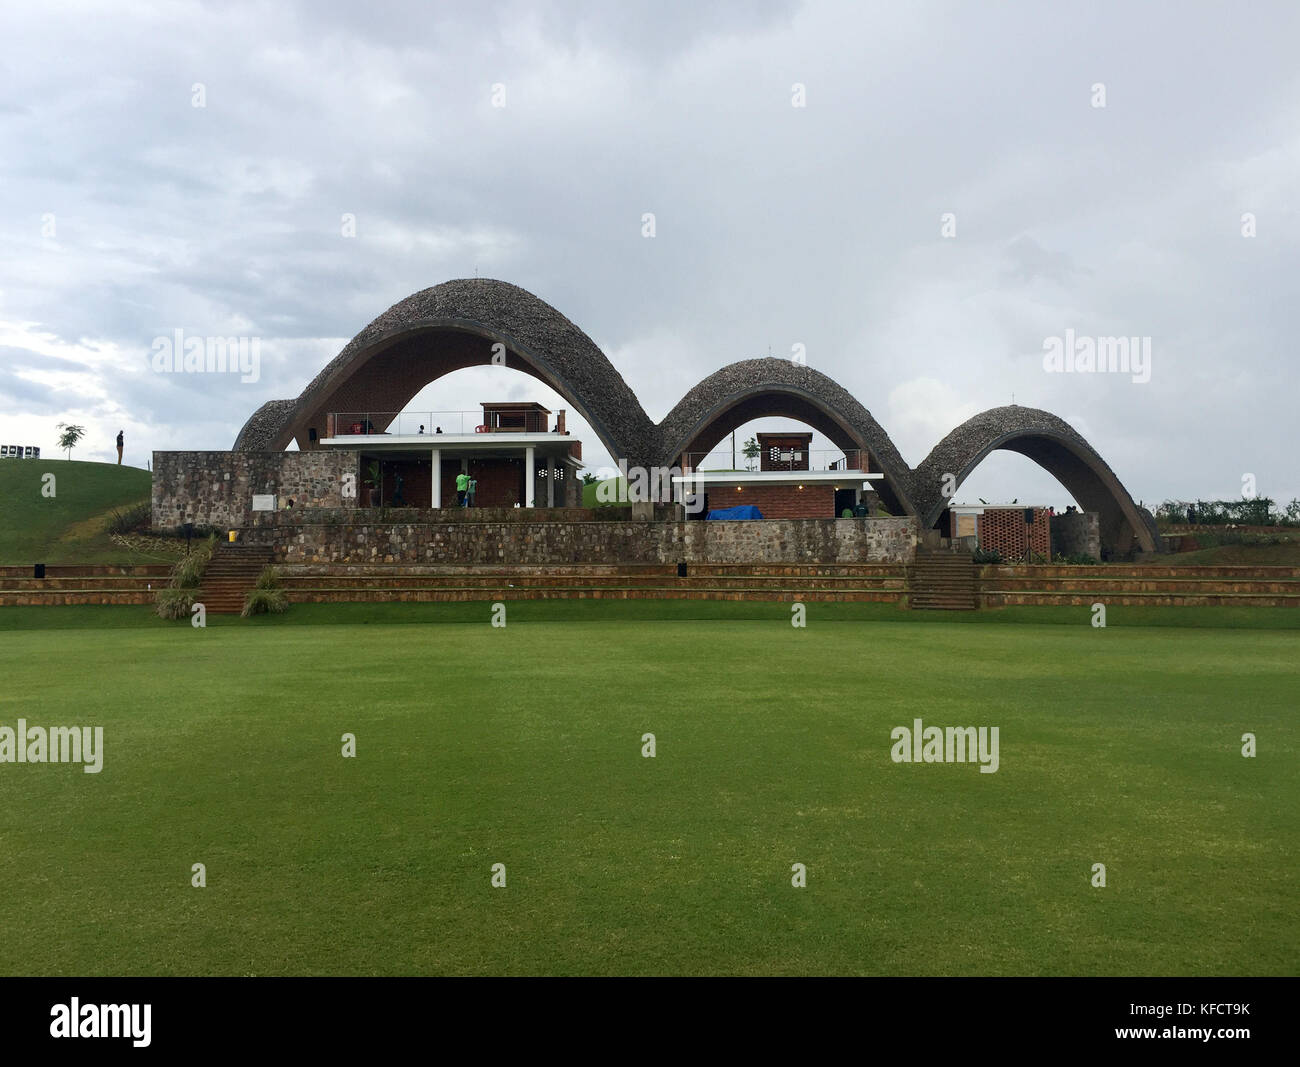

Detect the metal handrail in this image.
[682,448,866,473]
[329,410,561,436]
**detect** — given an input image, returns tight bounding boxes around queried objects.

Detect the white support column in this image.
[546,458,555,507]
[431,448,441,508]
[525,446,536,507]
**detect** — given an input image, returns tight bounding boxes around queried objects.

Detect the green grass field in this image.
[0,605,1294,976]
[0,459,154,564]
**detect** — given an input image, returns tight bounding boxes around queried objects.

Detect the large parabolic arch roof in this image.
[234,278,1156,553]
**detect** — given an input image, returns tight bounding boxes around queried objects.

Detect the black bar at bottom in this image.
[0,977,1288,1055]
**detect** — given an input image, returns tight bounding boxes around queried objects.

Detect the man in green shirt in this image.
[455,471,469,507]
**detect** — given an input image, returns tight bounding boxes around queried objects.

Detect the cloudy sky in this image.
[3,0,1297,509]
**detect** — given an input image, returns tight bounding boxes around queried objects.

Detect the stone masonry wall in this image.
[152,450,359,529]
[237,514,919,565]
[1050,512,1101,559]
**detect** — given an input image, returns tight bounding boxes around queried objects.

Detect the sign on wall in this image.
[251,494,276,511]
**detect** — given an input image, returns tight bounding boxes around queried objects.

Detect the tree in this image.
[56,423,86,460]
[581,472,599,486]
[742,436,761,471]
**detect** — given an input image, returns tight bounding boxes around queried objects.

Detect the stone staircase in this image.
[907,549,978,610]
[197,545,275,614]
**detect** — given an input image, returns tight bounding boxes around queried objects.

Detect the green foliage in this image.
[254,565,281,590]
[1187,529,1298,549]
[154,587,195,620]
[1055,552,1100,565]
[56,422,86,459]
[972,548,1002,564]
[241,587,288,617]
[742,436,761,471]
[107,502,151,536]
[164,523,220,540]
[167,534,215,590]
[1156,497,1296,527]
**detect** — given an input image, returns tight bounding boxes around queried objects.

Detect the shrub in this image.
[170,536,215,589]
[108,502,151,535]
[972,548,1002,564]
[157,534,215,620]
[241,587,288,617]
[1056,552,1099,565]
[155,588,195,620]
[254,565,281,590]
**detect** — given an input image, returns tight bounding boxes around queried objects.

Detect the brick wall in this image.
[706,484,835,518]
[152,450,358,529]
[237,513,919,565]
[381,458,433,508]
[977,507,1051,560]
[473,456,524,507]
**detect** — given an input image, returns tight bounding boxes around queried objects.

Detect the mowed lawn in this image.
[0,614,1295,976]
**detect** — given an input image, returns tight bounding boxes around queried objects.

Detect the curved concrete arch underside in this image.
[234,278,1156,555]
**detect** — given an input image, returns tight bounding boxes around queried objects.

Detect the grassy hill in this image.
[582,476,629,508]
[1151,541,1300,566]
[0,460,154,565]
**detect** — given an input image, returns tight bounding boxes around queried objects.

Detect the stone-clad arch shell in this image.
[656,358,918,516]
[912,406,1156,555]
[233,278,658,463]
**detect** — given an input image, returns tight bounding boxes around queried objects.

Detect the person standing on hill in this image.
[116,430,124,464]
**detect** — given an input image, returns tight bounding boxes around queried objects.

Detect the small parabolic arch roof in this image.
[912,405,1156,554]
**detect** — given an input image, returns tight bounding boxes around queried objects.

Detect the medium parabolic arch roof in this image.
[912,405,1157,554]
[233,278,1156,553]
[656,358,919,516]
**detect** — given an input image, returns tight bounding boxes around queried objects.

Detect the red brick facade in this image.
[756,432,813,471]
[977,507,1051,560]
[707,484,835,518]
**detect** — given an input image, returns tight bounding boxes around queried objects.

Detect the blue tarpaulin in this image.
[706,505,763,520]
